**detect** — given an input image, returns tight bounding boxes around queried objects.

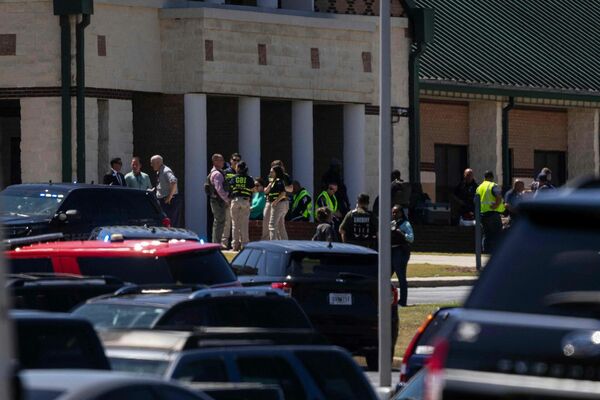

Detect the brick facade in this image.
[420,101,469,164]
[508,108,568,175]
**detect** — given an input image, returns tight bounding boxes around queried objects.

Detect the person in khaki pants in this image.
[265,165,289,240]
[228,162,255,251]
[261,160,292,240]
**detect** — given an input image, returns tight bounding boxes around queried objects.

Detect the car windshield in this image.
[289,253,377,278]
[109,357,170,376]
[159,297,312,329]
[72,303,166,329]
[0,187,66,217]
[466,215,600,317]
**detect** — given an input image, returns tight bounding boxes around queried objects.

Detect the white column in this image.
[343,104,366,205]
[238,97,261,178]
[568,108,600,178]
[469,101,503,184]
[185,94,208,238]
[292,101,314,195]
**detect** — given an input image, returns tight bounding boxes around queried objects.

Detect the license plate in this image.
[329,293,352,305]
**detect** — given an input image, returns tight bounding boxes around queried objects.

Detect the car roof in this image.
[86,287,288,308]
[178,344,350,356]
[6,239,220,258]
[243,240,378,255]
[517,189,600,213]
[10,309,87,321]
[2,183,147,193]
[92,226,200,241]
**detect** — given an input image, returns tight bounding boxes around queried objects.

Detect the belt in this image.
[233,196,250,200]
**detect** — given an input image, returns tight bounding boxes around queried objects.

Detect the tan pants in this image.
[261,201,271,240]
[230,197,251,250]
[269,200,289,240]
[221,202,232,247]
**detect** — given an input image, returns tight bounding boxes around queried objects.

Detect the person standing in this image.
[103,157,126,186]
[250,177,267,220]
[221,153,241,249]
[312,207,338,242]
[453,168,478,220]
[476,170,505,254]
[124,156,152,190]
[228,162,254,251]
[206,154,230,246]
[504,179,525,216]
[264,166,289,240]
[150,155,180,227]
[391,205,414,307]
[316,183,342,225]
[261,160,292,240]
[289,181,312,222]
[339,193,377,248]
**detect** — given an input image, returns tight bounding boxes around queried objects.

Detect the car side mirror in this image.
[56,209,81,222]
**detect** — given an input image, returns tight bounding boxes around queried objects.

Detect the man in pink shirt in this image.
[207,154,231,247]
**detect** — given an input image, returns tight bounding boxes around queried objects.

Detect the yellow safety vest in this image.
[292,189,313,219]
[317,191,338,213]
[476,181,505,214]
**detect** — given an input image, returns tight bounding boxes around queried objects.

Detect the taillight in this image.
[392,286,399,305]
[162,217,171,227]
[424,339,449,400]
[271,282,293,295]
[399,313,434,383]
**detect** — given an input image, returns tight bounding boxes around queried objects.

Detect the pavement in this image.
[410,253,489,268]
[408,285,471,304]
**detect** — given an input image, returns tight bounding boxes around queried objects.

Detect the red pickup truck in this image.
[6,240,238,287]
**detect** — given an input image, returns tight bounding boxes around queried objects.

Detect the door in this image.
[434,144,469,203]
[534,150,566,186]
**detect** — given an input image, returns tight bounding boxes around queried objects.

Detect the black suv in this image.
[231,240,399,370]
[424,191,600,399]
[0,184,167,240]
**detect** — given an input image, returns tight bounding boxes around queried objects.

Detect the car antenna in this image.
[48,180,52,184]
[90,180,95,184]
[328,240,333,249]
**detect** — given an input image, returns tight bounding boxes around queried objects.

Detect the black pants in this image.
[481,212,502,254]
[392,246,410,306]
[160,195,182,228]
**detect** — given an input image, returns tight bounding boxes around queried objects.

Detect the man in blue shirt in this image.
[124,157,152,190]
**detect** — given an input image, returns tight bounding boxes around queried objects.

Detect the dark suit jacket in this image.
[103,171,127,186]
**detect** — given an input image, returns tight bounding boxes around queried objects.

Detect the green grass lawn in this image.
[405,264,477,278]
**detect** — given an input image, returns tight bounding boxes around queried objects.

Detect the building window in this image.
[534,150,566,186]
[434,144,468,203]
[311,48,320,69]
[205,40,214,61]
[361,52,372,73]
[0,34,16,56]
[97,35,106,57]
[258,44,267,65]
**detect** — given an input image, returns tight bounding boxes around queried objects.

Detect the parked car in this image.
[393,369,424,400]
[89,225,200,242]
[424,190,600,399]
[231,240,399,370]
[185,382,284,400]
[8,273,127,312]
[72,286,316,332]
[397,307,459,389]
[5,240,238,286]
[12,310,110,370]
[168,346,379,400]
[0,183,168,240]
[21,369,212,400]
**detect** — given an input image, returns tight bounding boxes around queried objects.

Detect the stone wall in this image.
[568,108,600,178]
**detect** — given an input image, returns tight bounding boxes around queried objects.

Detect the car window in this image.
[93,191,126,226]
[256,251,267,275]
[289,253,377,278]
[16,323,107,370]
[171,357,229,382]
[8,257,53,274]
[114,191,162,225]
[466,217,600,317]
[77,257,173,284]
[232,250,257,276]
[236,356,305,400]
[73,303,166,329]
[110,357,170,376]
[154,386,207,400]
[296,350,376,400]
[266,252,285,276]
[0,186,66,217]
[165,250,237,285]
[58,190,98,224]
[393,369,425,400]
[159,297,312,329]
[244,250,261,274]
[232,249,251,268]
[95,385,158,400]
[25,389,65,400]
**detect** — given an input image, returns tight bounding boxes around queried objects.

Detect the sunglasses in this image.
[232,158,241,162]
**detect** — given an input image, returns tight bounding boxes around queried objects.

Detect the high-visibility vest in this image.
[230,175,253,197]
[292,189,313,219]
[317,191,338,213]
[476,181,505,213]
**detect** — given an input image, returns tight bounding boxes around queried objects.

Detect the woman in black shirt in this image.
[264,166,289,240]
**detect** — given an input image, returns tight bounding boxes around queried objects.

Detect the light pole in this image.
[378,0,392,387]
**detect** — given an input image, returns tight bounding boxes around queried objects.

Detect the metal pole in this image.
[76,14,91,183]
[0,227,14,399]
[60,15,72,182]
[501,97,515,191]
[378,0,392,387]
[475,194,482,270]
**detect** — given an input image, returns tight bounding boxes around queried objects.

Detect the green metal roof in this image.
[415,0,600,100]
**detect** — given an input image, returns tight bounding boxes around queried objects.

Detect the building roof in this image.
[416,0,600,100]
